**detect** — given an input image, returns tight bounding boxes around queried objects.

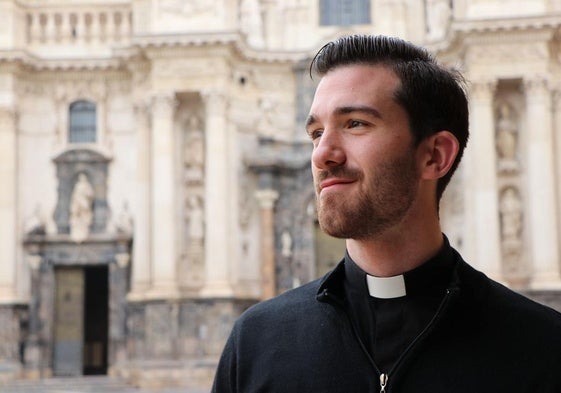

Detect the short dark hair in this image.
[310,34,469,203]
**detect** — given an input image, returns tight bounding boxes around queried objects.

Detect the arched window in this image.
[69,100,97,143]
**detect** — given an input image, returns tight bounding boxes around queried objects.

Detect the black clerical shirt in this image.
[343,237,457,374]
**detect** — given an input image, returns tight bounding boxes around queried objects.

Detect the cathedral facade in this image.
[1,0,561,389]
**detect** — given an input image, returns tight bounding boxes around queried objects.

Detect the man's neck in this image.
[345,225,444,278]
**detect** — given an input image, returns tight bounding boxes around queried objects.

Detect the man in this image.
[212,35,561,392]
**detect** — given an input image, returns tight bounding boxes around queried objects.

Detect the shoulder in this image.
[235,277,324,330]
[456,259,561,336]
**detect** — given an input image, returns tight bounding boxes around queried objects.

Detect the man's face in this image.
[306,64,420,240]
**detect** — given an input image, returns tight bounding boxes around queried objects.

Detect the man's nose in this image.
[311,129,346,169]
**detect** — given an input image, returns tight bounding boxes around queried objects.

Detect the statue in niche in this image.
[281,230,292,258]
[496,103,519,172]
[426,0,451,42]
[114,201,134,234]
[187,195,204,242]
[184,116,205,184]
[70,173,94,243]
[499,187,523,271]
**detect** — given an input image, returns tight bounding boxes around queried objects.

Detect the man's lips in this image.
[320,178,355,191]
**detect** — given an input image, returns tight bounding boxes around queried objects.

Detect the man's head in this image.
[310,34,469,202]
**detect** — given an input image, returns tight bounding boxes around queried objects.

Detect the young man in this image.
[212,35,561,392]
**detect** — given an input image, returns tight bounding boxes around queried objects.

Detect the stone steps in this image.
[0,376,137,393]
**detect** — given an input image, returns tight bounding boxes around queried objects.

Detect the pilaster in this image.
[255,189,279,300]
[146,92,180,299]
[200,90,233,297]
[467,80,502,280]
[0,106,18,303]
[524,78,561,288]
[129,100,152,300]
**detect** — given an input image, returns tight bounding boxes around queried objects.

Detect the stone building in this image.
[1,0,561,389]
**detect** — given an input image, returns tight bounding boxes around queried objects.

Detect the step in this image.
[0,376,136,393]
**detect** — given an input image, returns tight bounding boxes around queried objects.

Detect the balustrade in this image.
[26,7,131,45]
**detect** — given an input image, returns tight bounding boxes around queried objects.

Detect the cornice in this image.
[131,31,307,64]
[0,49,124,71]
[453,14,561,34]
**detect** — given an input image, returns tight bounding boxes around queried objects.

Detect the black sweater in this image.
[212,247,561,392]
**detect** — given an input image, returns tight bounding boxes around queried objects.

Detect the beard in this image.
[315,151,419,240]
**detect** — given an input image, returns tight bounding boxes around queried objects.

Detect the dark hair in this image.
[310,35,469,203]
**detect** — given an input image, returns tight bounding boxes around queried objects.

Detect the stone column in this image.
[467,80,502,280]
[147,93,180,298]
[0,107,18,302]
[524,78,561,288]
[200,91,233,297]
[129,100,152,300]
[255,189,279,300]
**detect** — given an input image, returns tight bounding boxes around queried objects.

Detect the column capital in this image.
[0,106,17,130]
[469,79,497,101]
[255,189,279,209]
[201,89,228,112]
[523,77,549,95]
[151,92,178,116]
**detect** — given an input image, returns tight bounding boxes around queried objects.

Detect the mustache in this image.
[315,167,363,185]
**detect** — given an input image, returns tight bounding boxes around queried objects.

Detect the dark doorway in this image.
[83,265,109,375]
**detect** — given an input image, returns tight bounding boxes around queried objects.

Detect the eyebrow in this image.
[305,105,383,129]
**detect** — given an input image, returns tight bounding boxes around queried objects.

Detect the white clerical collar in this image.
[366,274,406,299]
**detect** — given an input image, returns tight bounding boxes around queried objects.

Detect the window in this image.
[319,0,371,26]
[69,100,96,143]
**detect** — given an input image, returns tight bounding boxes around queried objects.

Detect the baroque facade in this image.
[1,0,561,389]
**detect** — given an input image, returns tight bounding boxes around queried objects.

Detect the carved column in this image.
[129,100,152,300]
[467,80,502,280]
[200,91,233,297]
[147,93,180,298]
[0,107,18,302]
[255,189,279,300]
[524,78,561,288]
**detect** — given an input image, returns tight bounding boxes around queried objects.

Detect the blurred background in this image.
[1,0,561,390]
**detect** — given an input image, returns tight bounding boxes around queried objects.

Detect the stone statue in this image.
[426,0,451,42]
[240,0,265,48]
[70,173,94,242]
[114,201,134,234]
[184,116,205,184]
[187,195,204,242]
[500,187,522,239]
[281,230,292,258]
[496,104,519,172]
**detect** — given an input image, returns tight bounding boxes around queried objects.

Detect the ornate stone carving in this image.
[70,173,95,243]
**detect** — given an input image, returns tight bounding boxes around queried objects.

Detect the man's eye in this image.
[309,130,323,140]
[349,120,365,127]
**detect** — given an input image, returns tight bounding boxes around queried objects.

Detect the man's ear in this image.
[419,131,460,180]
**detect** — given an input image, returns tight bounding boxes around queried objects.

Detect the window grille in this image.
[69,100,96,143]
